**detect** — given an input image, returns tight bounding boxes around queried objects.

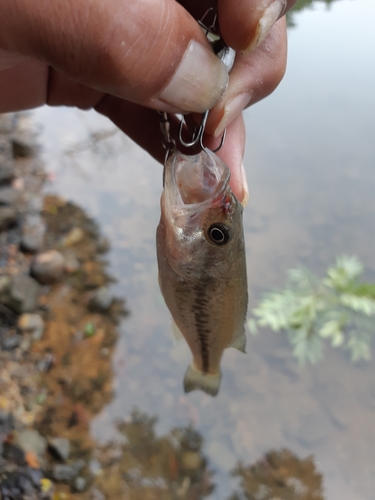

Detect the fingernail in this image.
[159,40,228,113]
[240,162,249,207]
[213,93,252,138]
[244,0,286,54]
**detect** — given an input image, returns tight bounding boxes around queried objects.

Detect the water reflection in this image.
[248,255,375,365]
[287,0,341,27]
[230,449,324,500]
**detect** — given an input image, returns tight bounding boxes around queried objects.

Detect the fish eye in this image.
[207,223,231,246]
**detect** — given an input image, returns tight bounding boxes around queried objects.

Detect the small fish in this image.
[156,148,248,396]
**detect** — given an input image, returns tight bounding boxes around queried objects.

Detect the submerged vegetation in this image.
[248,256,375,364]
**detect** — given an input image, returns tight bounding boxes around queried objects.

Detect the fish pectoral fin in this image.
[171,319,184,343]
[230,330,247,353]
[183,365,221,397]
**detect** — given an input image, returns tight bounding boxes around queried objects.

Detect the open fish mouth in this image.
[166,150,230,209]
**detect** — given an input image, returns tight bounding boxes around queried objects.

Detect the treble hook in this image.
[178,112,226,154]
[158,5,235,158]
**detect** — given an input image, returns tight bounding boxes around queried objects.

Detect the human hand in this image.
[0,0,296,204]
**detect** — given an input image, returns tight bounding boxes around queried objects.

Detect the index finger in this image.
[218,0,297,53]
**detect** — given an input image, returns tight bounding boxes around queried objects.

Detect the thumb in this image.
[0,0,228,113]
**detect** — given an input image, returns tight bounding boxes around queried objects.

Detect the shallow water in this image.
[32,0,375,498]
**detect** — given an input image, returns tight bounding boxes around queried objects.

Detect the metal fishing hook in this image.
[158,3,236,161]
[178,111,226,154]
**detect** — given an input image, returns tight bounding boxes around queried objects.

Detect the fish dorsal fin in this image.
[171,319,184,342]
[183,365,221,397]
[230,330,247,353]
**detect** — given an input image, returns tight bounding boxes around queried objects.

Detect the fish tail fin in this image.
[183,365,221,397]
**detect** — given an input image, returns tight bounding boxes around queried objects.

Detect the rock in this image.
[15,429,47,458]
[0,275,10,293]
[0,411,14,440]
[52,464,75,482]
[0,114,14,134]
[0,137,15,182]
[88,459,102,477]
[181,452,201,470]
[90,489,106,500]
[18,313,45,340]
[20,215,45,253]
[30,250,65,284]
[1,333,22,351]
[0,186,18,206]
[63,250,80,274]
[62,227,84,246]
[12,136,36,159]
[0,411,13,429]
[89,287,113,312]
[52,460,85,482]
[0,164,15,183]
[2,443,26,466]
[0,467,43,499]
[0,205,17,232]
[37,353,55,372]
[27,195,44,214]
[19,337,31,352]
[74,477,86,492]
[47,437,70,462]
[97,237,110,254]
[0,274,40,314]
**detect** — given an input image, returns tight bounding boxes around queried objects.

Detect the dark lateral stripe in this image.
[193,284,210,373]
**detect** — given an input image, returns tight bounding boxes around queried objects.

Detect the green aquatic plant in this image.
[248,256,375,364]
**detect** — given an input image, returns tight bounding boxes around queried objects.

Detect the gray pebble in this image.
[0,273,40,313]
[90,489,106,500]
[0,206,17,232]
[1,334,22,351]
[89,287,113,312]
[71,459,86,475]
[74,476,86,492]
[63,250,80,273]
[30,249,65,284]
[0,137,14,182]
[0,275,10,294]
[52,464,76,482]
[52,460,85,482]
[88,459,102,476]
[47,437,70,462]
[0,115,14,134]
[19,338,31,352]
[27,195,44,214]
[15,429,47,457]
[0,187,18,206]
[37,353,55,372]
[18,313,44,340]
[12,136,36,159]
[20,216,45,253]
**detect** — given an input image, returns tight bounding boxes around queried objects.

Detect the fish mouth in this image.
[167,150,230,210]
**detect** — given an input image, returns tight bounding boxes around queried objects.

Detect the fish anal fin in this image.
[230,329,247,353]
[183,365,221,397]
[171,319,184,342]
